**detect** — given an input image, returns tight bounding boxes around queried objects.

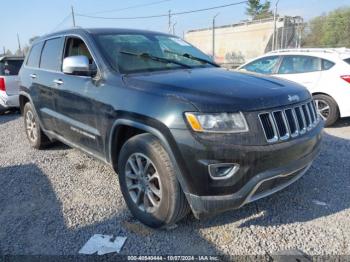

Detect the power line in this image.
[85,0,172,15]
[51,14,71,32]
[76,1,248,20]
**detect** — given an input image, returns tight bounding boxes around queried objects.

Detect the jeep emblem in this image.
[288,95,300,102]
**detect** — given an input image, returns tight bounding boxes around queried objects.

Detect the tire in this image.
[313,94,339,127]
[23,102,51,149]
[118,133,190,228]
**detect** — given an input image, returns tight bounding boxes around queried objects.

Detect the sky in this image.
[1,0,349,53]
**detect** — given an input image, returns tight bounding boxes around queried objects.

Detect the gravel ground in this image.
[0,111,350,256]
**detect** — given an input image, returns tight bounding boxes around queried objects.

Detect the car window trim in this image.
[24,33,101,76]
[277,55,322,75]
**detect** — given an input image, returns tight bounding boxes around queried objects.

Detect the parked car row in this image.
[0,56,24,113]
[238,48,350,126]
[17,28,323,228]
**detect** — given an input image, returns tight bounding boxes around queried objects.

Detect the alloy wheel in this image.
[25,110,38,143]
[125,153,162,213]
[315,99,330,121]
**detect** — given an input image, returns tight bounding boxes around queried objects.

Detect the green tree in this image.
[303,7,350,48]
[246,0,273,20]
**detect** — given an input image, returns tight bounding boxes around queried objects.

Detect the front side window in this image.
[40,37,64,71]
[63,37,96,72]
[26,42,44,68]
[278,55,321,74]
[243,56,279,74]
[93,33,214,74]
[344,58,350,65]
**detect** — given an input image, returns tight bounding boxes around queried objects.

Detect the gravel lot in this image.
[1,111,350,256]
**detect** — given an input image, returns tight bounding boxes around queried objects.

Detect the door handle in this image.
[53,79,64,85]
[30,74,37,79]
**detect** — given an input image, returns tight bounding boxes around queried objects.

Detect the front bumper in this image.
[170,120,323,218]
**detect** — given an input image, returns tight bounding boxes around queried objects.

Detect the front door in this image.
[53,36,105,156]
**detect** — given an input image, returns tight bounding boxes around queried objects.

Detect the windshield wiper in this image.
[164,50,220,67]
[120,51,192,69]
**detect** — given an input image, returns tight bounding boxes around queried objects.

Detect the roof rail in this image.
[269,48,350,55]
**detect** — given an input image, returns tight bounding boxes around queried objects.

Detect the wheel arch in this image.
[108,118,190,194]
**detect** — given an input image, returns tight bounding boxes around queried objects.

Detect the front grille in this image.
[259,101,320,143]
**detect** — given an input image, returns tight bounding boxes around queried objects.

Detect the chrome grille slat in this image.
[259,100,320,143]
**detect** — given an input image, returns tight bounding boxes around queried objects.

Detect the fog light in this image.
[208,163,240,180]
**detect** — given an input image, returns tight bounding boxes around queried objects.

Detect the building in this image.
[185,16,303,68]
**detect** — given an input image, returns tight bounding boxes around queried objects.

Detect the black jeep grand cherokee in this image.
[19,28,323,228]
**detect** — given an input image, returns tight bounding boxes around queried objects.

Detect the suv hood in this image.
[123,68,311,112]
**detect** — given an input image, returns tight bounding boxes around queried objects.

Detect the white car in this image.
[0,56,24,113]
[238,48,350,126]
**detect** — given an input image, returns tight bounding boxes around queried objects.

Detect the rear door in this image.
[0,59,23,96]
[274,55,322,92]
[34,37,65,131]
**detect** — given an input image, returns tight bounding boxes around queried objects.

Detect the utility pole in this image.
[168,10,172,34]
[3,46,5,55]
[71,6,76,27]
[212,13,219,60]
[17,33,21,55]
[172,22,177,35]
[272,0,280,51]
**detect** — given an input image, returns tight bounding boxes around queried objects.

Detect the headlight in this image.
[185,112,249,133]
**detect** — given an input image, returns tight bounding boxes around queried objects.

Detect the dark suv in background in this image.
[19,28,323,228]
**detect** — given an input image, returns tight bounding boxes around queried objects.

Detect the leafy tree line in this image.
[302,7,350,48]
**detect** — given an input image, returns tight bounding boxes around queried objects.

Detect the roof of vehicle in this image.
[0,56,24,62]
[35,27,173,44]
[268,48,350,60]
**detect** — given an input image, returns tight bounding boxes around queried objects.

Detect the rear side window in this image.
[40,37,64,71]
[26,42,44,68]
[278,55,321,74]
[243,56,280,74]
[344,58,350,65]
[0,60,23,75]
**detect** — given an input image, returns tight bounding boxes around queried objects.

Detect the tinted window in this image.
[40,38,64,71]
[0,59,23,75]
[322,59,335,70]
[243,56,279,74]
[344,58,350,65]
[278,56,321,74]
[26,42,43,68]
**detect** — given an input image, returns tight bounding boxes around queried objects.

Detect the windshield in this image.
[94,33,215,74]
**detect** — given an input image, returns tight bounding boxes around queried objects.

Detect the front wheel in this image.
[118,134,190,228]
[313,94,339,127]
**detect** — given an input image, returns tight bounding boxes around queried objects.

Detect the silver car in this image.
[0,56,24,113]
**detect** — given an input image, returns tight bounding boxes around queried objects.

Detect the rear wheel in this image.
[118,134,190,228]
[23,103,51,149]
[313,94,339,127]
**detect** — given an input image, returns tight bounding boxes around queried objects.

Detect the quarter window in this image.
[40,38,64,71]
[278,56,321,74]
[243,56,279,74]
[26,42,44,68]
[322,59,335,70]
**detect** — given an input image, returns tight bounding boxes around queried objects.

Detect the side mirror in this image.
[63,56,90,75]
